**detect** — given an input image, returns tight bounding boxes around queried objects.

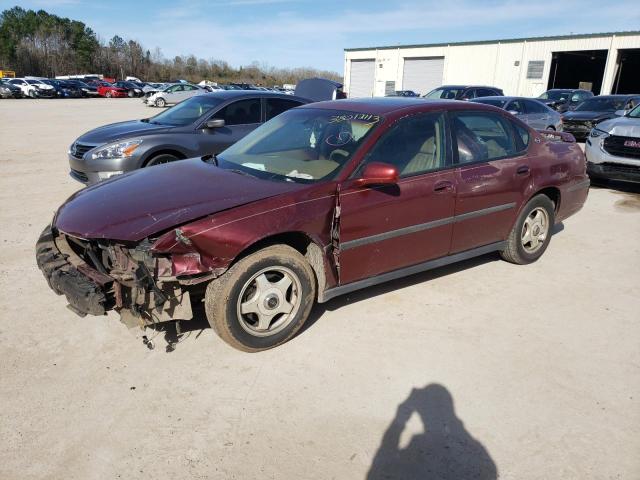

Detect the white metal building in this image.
[344,31,640,98]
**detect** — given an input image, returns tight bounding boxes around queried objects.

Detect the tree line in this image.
[0,6,341,86]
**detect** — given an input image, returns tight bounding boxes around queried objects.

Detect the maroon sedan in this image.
[37,98,589,351]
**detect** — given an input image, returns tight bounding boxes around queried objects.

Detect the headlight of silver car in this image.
[91,139,143,160]
[589,128,608,138]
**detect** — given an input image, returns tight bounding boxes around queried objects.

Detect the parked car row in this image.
[0,77,99,98]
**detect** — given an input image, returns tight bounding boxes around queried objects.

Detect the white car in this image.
[7,78,39,98]
[585,104,640,184]
[146,83,204,107]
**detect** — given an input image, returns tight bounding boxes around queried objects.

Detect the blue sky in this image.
[2,0,639,72]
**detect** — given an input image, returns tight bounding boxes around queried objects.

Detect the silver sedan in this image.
[472,96,563,131]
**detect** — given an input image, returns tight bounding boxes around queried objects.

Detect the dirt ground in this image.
[1,98,639,480]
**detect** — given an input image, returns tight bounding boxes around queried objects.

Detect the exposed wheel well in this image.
[231,232,325,296]
[533,186,561,213]
[142,149,186,166]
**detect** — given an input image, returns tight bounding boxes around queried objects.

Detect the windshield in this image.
[26,80,41,85]
[149,95,225,126]
[473,98,507,108]
[628,104,640,118]
[424,87,462,99]
[216,108,382,184]
[539,90,570,101]
[575,97,627,112]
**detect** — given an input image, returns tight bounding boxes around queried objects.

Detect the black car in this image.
[112,81,144,97]
[65,79,99,97]
[0,79,22,98]
[561,95,640,141]
[68,91,310,184]
[538,89,594,113]
[386,90,420,97]
[423,85,504,100]
[44,79,84,98]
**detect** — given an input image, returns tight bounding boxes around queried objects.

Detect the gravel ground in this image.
[1,98,639,480]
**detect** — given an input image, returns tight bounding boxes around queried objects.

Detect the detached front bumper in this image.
[36,225,114,316]
[35,225,194,328]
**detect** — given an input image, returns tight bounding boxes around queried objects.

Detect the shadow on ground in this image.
[367,384,497,480]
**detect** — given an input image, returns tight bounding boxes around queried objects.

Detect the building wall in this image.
[344,33,640,97]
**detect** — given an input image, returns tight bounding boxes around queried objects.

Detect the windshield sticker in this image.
[329,113,381,126]
[326,131,353,147]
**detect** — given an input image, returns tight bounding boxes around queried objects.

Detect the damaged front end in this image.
[35,224,221,333]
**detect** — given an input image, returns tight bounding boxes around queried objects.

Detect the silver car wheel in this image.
[521,207,549,254]
[236,266,301,337]
[155,97,166,107]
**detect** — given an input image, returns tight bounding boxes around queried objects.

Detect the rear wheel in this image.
[155,97,166,107]
[205,245,316,352]
[500,194,555,265]
[127,90,135,98]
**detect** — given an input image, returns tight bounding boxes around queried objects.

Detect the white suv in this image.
[586,104,640,184]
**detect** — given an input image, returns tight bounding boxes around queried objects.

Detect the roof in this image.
[199,90,308,102]
[304,97,489,115]
[344,30,640,52]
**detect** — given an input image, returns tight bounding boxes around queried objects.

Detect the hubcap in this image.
[236,266,301,337]
[521,207,549,254]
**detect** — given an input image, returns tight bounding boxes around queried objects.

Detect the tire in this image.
[155,97,166,108]
[145,153,178,167]
[546,125,556,131]
[205,245,316,352]
[127,90,135,98]
[105,91,112,98]
[29,90,37,98]
[500,194,555,265]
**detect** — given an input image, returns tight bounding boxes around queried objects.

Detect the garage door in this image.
[402,57,444,96]
[349,59,375,98]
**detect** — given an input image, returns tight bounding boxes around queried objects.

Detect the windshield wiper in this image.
[202,153,218,166]
[228,168,255,178]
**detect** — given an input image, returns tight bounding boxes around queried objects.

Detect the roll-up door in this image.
[402,57,444,95]
[349,59,375,98]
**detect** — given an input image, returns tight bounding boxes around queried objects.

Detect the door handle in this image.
[433,180,454,193]
[516,165,530,176]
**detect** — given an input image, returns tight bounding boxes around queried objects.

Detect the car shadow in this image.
[589,180,640,194]
[153,226,565,352]
[366,384,497,480]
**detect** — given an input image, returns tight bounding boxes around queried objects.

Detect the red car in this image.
[37,98,589,351]
[95,81,127,98]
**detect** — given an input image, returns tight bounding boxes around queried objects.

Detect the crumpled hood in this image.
[54,158,303,242]
[594,116,640,137]
[563,110,615,122]
[77,119,171,144]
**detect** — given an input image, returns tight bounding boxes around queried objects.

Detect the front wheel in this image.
[145,153,178,167]
[205,245,316,352]
[105,91,112,98]
[155,97,166,107]
[500,194,555,265]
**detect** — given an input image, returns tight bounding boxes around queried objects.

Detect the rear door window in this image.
[523,100,547,114]
[213,98,262,125]
[477,88,498,98]
[266,98,304,121]
[451,112,517,164]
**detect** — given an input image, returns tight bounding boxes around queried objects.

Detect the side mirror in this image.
[355,162,399,187]
[205,119,225,129]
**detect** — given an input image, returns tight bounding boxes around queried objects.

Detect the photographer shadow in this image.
[367,384,497,480]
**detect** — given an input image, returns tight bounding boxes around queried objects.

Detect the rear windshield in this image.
[424,87,463,99]
[149,95,224,126]
[575,97,627,112]
[539,90,570,101]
